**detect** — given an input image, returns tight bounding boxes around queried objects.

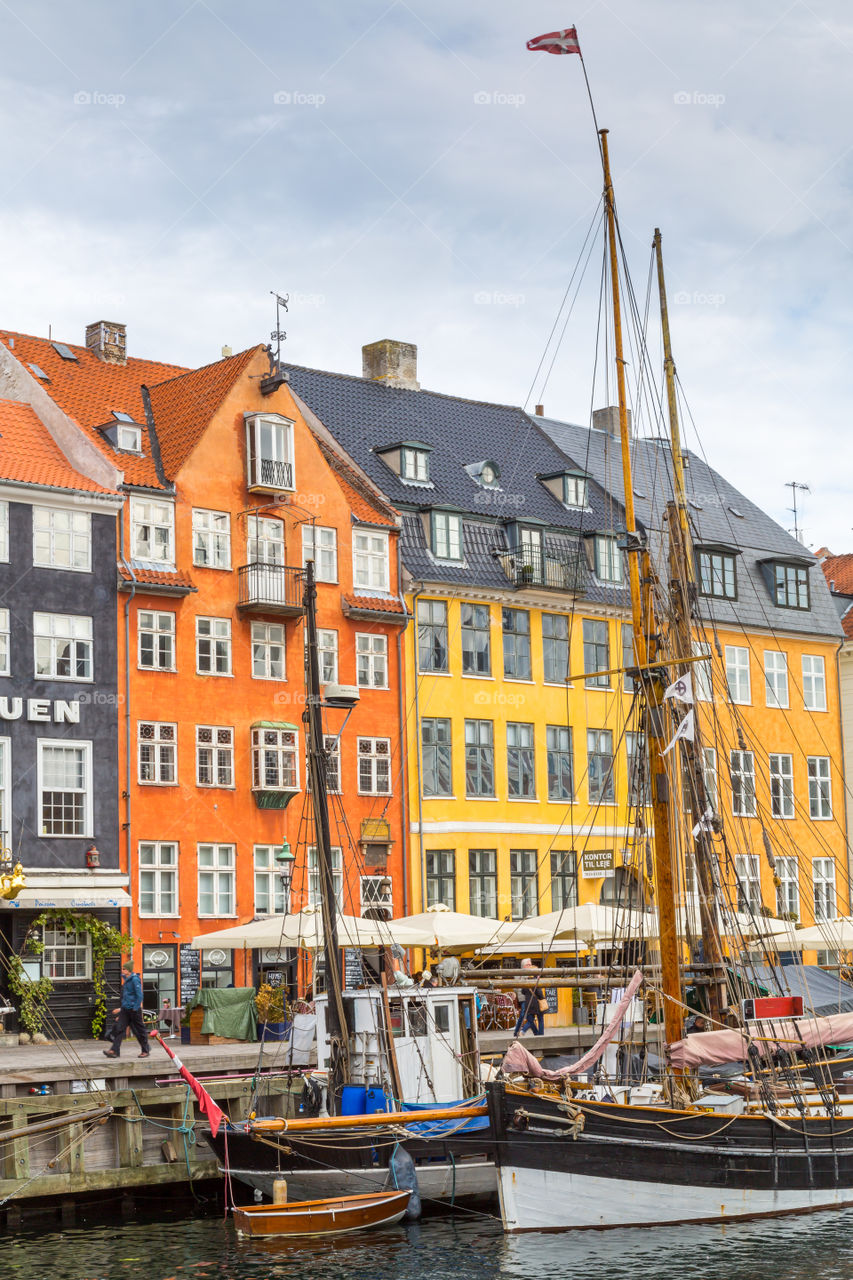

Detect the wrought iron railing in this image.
[237,562,304,611]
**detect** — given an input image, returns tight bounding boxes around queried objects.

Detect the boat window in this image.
[408,1001,428,1037]
[388,999,404,1037]
[434,1003,451,1034]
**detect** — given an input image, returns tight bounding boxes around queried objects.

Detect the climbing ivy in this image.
[6,955,54,1038]
[16,911,134,1038]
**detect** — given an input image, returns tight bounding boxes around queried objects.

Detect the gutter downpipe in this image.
[396,550,412,919]
[409,585,426,916]
[835,637,852,912]
[118,505,136,948]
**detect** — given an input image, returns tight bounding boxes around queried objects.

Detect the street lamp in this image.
[275,840,295,912]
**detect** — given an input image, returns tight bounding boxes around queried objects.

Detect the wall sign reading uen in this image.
[580,849,615,879]
[0,698,81,723]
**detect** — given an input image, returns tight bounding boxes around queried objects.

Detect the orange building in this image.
[0,325,408,1005]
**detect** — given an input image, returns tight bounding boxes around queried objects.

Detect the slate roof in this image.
[284,361,629,606]
[0,399,118,496]
[0,329,188,490]
[537,415,843,641]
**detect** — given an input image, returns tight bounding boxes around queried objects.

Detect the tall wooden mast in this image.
[303,558,350,1108]
[653,228,727,1024]
[599,131,683,1049]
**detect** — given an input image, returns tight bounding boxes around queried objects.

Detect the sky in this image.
[1,1,851,551]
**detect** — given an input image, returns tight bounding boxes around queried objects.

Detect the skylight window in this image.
[113,411,135,423]
[28,363,50,381]
[729,506,744,518]
[52,342,78,362]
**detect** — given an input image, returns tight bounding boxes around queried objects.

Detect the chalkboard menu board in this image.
[180,944,200,1004]
[343,948,363,990]
[544,986,559,1014]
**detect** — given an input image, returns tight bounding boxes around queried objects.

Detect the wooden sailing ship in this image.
[487,125,853,1231]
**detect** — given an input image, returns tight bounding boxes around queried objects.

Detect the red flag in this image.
[152,1032,226,1138]
[527,28,581,56]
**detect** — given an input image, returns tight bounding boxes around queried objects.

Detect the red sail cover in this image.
[668,1011,853,1070]
[152,1032,226,1137]
[526,28,581,55]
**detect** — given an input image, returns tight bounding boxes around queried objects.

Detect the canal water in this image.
[6,1206,853,1280]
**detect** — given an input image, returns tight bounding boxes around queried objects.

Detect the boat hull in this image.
[488,1082,853,1231]
[233,1189,411,1238]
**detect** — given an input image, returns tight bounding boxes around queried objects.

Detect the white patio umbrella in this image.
[789,918,853,950]
[392,903,548,951]
[673,896,803,946]
[528,903,656,948]
[191,906,431,951]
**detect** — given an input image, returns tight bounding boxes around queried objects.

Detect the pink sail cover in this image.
[668,1011,853,1070]
[501,969,644,1080]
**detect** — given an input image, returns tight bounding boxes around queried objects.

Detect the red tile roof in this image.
[147,346,262,476]
[821,554,853,596]
[0,329,188,489]
[313,434,396,527]
[841,607,853,641]
[118,563,197,592]
[342,593,406,616]
[0,399,117,495]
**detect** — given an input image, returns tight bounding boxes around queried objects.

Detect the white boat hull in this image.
[497,1163,853,1232]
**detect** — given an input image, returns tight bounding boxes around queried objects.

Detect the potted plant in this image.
[255,982,289,1041]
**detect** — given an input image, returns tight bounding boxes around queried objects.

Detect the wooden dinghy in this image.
[232,1188,412,1239]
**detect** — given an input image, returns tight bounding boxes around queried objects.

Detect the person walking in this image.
[513,958,546,1037]
[104,960,150,1058]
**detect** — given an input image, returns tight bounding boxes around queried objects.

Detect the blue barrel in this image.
[341,1085,367,1115]
[365,1087,388,1113]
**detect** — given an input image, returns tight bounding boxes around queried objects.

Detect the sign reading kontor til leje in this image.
[580,849,615,878]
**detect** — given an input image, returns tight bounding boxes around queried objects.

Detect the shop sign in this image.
[580,849,615,879]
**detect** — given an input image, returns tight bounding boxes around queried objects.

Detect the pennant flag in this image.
[151,1032,226,1138]
[692,807,716,837]
[662,709,695,757]
[663,672,693,704]
[527,28,581,56]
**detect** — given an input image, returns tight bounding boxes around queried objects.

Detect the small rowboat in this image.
[232,1188,412,1239]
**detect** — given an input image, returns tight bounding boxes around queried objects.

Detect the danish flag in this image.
[526,28,581,56]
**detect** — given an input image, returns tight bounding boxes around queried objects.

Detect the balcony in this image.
[247,455,294,493]
[237,563,304,616]
[497,544,582,592]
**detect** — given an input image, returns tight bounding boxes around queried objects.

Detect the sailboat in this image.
[485,125,853,1231]
[205,560,498,1208]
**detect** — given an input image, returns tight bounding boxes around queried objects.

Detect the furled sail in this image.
[668,1012,853,1069]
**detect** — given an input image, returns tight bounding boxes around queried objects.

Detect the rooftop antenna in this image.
[786,481,810,543]
[270,290,289,365]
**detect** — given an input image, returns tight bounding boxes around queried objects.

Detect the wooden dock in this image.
[0,1039,303,1224]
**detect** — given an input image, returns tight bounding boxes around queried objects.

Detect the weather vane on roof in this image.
[270,290,289,366]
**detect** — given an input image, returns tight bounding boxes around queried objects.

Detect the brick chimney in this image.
[362,339,420,391]
[85,320,127,365]
[592,405,631,438]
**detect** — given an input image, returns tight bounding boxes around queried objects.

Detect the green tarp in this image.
[185,987,257,1041]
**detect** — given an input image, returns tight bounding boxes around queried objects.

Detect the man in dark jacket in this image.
[513,958,546,1036]
[104,961,150,1058]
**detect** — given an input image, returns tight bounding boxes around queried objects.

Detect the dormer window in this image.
[540,468,588,510]
[697,546,738,600]
[99,411,143,453]
[594,534,622,583]
[431,511,463,561]
[465,459,501,489]
[401,445,430,482]
[773,562,810,610]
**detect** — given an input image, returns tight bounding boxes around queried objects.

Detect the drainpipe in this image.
[118,506,136,949]
[835,638,852,913]
[396,563,412,918]
[409,585,426,914]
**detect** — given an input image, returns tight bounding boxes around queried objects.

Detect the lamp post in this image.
[275,840,297,1000]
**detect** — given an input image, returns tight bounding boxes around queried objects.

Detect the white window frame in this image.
[735,853,762,912]
[197,843,236,917]
[196,725,235,789]
[730,749,756,817]
[352,529,390,593]
[807,756,832,819]
[116,423,142,452]
[0,501,8,562]
[594,534,622,582]
[251,621,286,680]
[802,654,827,711]
[0,607,9,677]
[247,514,285,564]
[251,726,299,791]
[764,650,789,708]
[196,616,232,676]
[357,736,392,795]
[703,746,718,809]
[725,645,751,705]
[192,508,231,569]
[138,841,179,917]
[138,721,177,785]
[34,612,93,682]
[401,446,430,482]
[693,641,713,701]
[814,858,837,921]
[246,413,295,492]
[432,511,462,561]
[506,721,536,799]
[130,496,175,566]
[316,629,339,684]
[307,845,343,910]
[254,844,289,915]
[776,855,799,919]
[562,474,587,508]
[356,632,388,688]
[138,609,176,671]
[42,925,92,980]
[302,525,338,582]
[360,873,393,917]
[769,753,795,819]
[32,506,91,572]
[37,739,93,838]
